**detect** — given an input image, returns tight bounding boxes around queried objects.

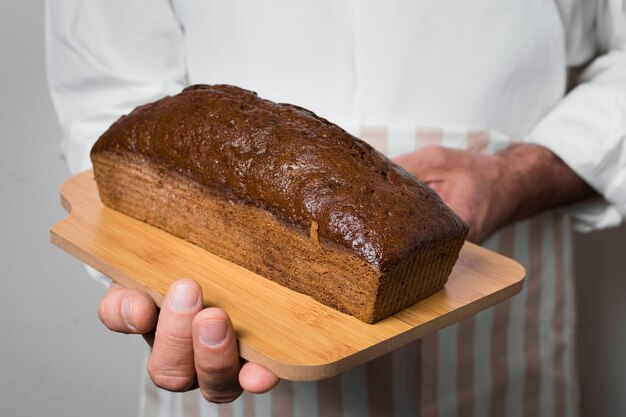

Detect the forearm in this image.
[494,144,597,224]
[526,3,626,230]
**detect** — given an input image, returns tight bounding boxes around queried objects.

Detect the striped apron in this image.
[139,127,579,417]
[139,1,576,415]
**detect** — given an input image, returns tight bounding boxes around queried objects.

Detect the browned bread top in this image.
[91,84,468,272]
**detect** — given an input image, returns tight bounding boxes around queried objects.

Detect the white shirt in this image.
[46,2,626,416]
[46,0,626,231]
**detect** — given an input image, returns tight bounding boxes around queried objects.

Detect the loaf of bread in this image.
[91,84,468,323]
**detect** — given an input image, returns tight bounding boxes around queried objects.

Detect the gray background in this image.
[1,1,625,416]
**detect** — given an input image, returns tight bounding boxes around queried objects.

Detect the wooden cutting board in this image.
[51,170,525,381]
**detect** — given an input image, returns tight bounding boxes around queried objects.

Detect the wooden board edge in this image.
[242,272,525,381]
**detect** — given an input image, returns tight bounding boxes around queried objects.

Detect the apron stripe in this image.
[243,391,255,417]
[440,129,466,150]
[272,381,294,417]
[141,369,161,417]
[253,387,272,417]
[539,216,557,417]
[437,324,459,417]
[467,130,490,152]
[388,127,418,158]
[361,126,389,154]
[217,401,234,417]
[523,217,544,417]
[562,218,579,417]
[506,221,529,417]
[415,127,442,148]
[341,360,369,417]
[420,333,440,417]
[456,316,476,417]
[317,375,343,417]
[489,225,515,417]
[508,137,524,146]
[293,382,319,417]
[416,343,423,417]
[552,214,565,417]
[406,341,421,417]
[473,309,495,417]
[390,342,419,417]
[232,395,246,417]
[199,398,219,417]
[141,393,160,417]
[367,352,395,416]
[182,391,200,417]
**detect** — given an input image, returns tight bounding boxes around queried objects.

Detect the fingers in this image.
[147,279,203,392]
[102,280,278,401]
[239,362,280,394]
[98,283,158,334]
[192,308,244,403]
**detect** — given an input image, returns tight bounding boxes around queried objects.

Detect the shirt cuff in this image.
[526,83,626,231]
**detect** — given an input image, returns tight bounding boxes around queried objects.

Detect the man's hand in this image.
[97,279,279,403]
[393,144,595,243]
[394,146,506,243]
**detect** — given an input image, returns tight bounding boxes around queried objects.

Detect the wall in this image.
[0,2,143,416]
[1,1,624,416]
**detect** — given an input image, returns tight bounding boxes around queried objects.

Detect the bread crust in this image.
[91,84,468,323]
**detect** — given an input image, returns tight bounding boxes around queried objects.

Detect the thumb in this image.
[192,308,244,403]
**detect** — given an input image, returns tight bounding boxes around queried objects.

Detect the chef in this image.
[46,1,626,416]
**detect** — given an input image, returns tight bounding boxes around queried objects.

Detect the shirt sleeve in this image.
[45,0,187,174]
[527,0,626,232]
[46,1,187,286]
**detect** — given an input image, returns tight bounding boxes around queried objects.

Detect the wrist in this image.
[493,144,595,224]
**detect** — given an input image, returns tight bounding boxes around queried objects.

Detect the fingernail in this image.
[121,298,137,331]
[198,321,228,347]
[171,284,200,312]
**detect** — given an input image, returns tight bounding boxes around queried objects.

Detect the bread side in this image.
[91,84,468,323]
